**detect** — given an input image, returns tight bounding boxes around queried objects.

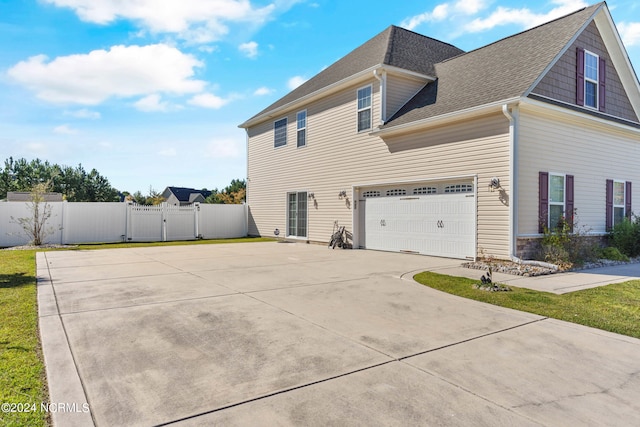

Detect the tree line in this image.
[1,157,245,205]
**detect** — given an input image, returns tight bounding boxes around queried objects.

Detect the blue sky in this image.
[2,0,640,194]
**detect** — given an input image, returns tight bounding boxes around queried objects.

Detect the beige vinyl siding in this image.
[386,74,428,119]
[247,77,511,258]
[518,104,640,236]
[381,115,510,259]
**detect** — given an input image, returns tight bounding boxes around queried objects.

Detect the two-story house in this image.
[239,2,640,260]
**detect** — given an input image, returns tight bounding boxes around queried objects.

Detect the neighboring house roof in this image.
[162,187,212,203]
[6,192,63,202]
[381,3,602,129]
[241,25,464,127]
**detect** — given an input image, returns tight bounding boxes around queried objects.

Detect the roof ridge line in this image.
[439,3,601,65]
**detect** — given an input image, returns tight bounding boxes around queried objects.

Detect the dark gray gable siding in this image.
[383,4,601,129]
[532,21,638,123]
[244,26,464,124]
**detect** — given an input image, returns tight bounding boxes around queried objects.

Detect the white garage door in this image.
[359,187,476,259]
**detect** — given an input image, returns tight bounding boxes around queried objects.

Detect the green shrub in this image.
[599,246,629,262]
[539,212,600,267]
[609,215,640,257]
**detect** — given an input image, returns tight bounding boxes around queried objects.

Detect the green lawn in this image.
[0,250,48,427]
[0,236,271,427]
[414,271,640,339]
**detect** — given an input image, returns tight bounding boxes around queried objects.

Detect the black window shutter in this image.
[576,48,585,106]
[566,175,574,232]
[539,172,549,233]
[606,179,614,231]
[626,181,632,219]
[599,58,606,111]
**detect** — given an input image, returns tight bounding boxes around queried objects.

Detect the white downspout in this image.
[503,104,558,270]
[502,103,520,262]
[373,69,387,125]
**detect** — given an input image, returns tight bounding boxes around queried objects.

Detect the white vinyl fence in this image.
[0,201,247,247]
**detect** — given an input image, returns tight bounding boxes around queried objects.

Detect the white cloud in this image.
[44,0,280,44]
[188,92,231,109]
[401,4,449,30]
[64,108,101,119]
[401,0,489,30]
[465,0,588,33]
[204,138,241,158]
[134,94,171,112]
[287,75,307,90]
[25,142,48,156]
[239,41,258,58]
[254,86,274,96]
[7,44,206,105]
[619,22,640,47]
[453,0,485,15]
[158,147,177,157]
[53,124,79,134]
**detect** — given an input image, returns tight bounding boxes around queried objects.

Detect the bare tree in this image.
[10,181,56,246]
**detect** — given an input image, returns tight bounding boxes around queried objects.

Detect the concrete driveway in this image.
[37,242,640,426]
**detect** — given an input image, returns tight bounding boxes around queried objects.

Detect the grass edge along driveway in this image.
[0,237,271,427]
[414,271,640,339]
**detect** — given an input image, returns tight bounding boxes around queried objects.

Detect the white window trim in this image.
[274,117,287,148]
[357,84,372,133]
[296,110,307,148]
[548,172,566,227]
[613,179,626,225]
[584,50,599,110]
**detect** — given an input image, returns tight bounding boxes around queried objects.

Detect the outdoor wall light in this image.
[489,177,501,190]
[338,190,347,199]
[308,193,315,199]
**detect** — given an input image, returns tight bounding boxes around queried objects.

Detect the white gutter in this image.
[502,103,557,269]
[373,69,387,125]
[372,97,521,137]
[502,103,519,263]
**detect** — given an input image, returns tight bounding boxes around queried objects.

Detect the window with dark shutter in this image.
[539,172,549,233]
[626,181,632,220]
[606,179,614,231]
[566,175,574,232]
[576,48,585,106]
[599,58,606,111]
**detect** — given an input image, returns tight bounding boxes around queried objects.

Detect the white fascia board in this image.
[594,8,640,119]
[371,97,521,137]
[520,96,640,137]
[239,65,435,128]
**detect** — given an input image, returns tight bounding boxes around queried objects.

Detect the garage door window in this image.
[287,192,307,237]
[444,184,473,193]
[413,187,437,195]
[386,189,406,196]
[362,190,380,198]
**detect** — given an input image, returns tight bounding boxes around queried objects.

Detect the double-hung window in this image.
[577,48,605,111]
[606,179,632,230]
[296,110,306,148]
[539,172,574,232]
[613,181,626,226]
[584,51,599,109]
[357,85,372,132]
[549,174,566,229]
[274,118,287,148]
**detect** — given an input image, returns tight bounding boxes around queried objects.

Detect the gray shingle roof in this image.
[243,26,464,124]
[382,3,602,128]
[164,187,211,202]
